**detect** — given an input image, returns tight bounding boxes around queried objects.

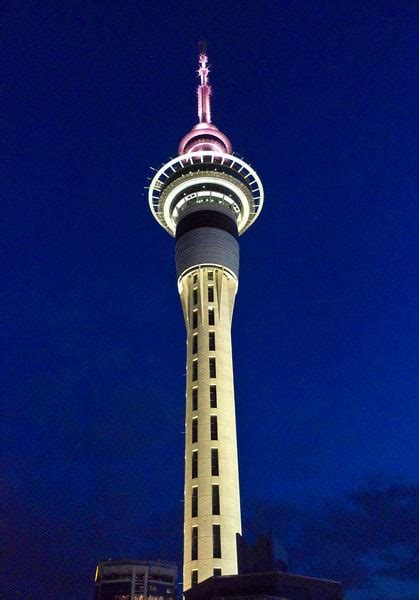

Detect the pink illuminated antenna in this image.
[197,41,211,123]
[177,43,233,154]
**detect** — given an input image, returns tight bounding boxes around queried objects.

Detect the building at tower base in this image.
[94,559,177,600]
[183,571,345,600]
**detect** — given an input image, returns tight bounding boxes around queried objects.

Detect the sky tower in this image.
[148,47,264,590]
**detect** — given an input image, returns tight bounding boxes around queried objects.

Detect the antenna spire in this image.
[197,41,211,123]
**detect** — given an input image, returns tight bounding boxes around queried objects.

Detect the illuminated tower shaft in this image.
[180,264,240,586]
[149,49,264,591]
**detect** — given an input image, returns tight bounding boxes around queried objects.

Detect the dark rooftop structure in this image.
[237,534,288,575]
[183,571,345,600]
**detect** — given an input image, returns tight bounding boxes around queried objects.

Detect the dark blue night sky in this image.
[2,2,418,599]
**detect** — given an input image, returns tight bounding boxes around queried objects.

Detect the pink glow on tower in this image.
[177,47,233,156]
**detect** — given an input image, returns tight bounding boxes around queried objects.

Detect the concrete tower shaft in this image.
[147,48,264,592]
[180,266,241,588]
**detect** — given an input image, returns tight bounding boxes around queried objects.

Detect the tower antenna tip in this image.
[199,40,207,55]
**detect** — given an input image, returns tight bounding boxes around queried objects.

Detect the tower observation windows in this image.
[192,334,198,354]
[208,308,215,326]
[209,332,215,351]
[192,450,198,479]
[192,417,198,444]
[211,449,219,476]
[209,358,216,378]
[192,310,198,329]
[210,415,218,440]
[210,385,217,408]
[208,271,214,281]
[192,486,198,518]
[191,570,198,586]
[212,484,220,515]
[213,569,222,577]
[192,360,198,381]
[208,286,214,303]
[191,526,198,560]
[213,525,221,558]
[192,388,198,411]
[193,288,198,306]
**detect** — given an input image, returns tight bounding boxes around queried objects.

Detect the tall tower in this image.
[148,46,264,591]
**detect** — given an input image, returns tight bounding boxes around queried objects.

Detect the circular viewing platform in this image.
[148,151,264,236]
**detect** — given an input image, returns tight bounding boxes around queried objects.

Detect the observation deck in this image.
[148,151,264,237]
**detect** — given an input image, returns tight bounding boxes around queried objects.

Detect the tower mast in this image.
[197,42,211,123]
[148,47,264,591]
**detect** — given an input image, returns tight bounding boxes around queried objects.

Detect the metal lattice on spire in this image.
[197,42,211,123]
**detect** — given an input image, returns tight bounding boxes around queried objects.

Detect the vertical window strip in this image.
[212,484,220,515]
[211,448,219,476]
[192,417,198,444]
[192,450,198,479]
[209,357,216,378]
[192,310,198,329]
[192,360,198,381]
[210,385,217,408]
[209,331,215,351]
[213,524,221,558]
[191,526,198,560]
[191,570,198,586]
[192,387,198,411]
[192,334,198,354]
[191,486,198,518]
[210,415,218,440]
[208,286,214,303]
[208,308,215,326]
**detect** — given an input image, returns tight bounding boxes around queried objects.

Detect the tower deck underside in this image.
[180,266,241,590]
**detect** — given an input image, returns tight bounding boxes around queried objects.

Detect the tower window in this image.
[213,524,221,558]
[208,308,215,326]
[191,526,198,560]
[212,484,220,515]
[192,334,198,354]
[192,388,198,411]
[193,288,198,306]
[192,450,198,479]
[192,360,198,381]
[211,449,219,476]
[210,385,217,408]
[208,272,214,281]
[192,417,198,444]
[193,273,198,284]
[209,358,216,378]
[192,310,198,329]
[208,286,214,303]
[210,415,218,440]
[192,486,198,518]
[191,570,198,586]
[213,569,222,577]
[209,332,215,351]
